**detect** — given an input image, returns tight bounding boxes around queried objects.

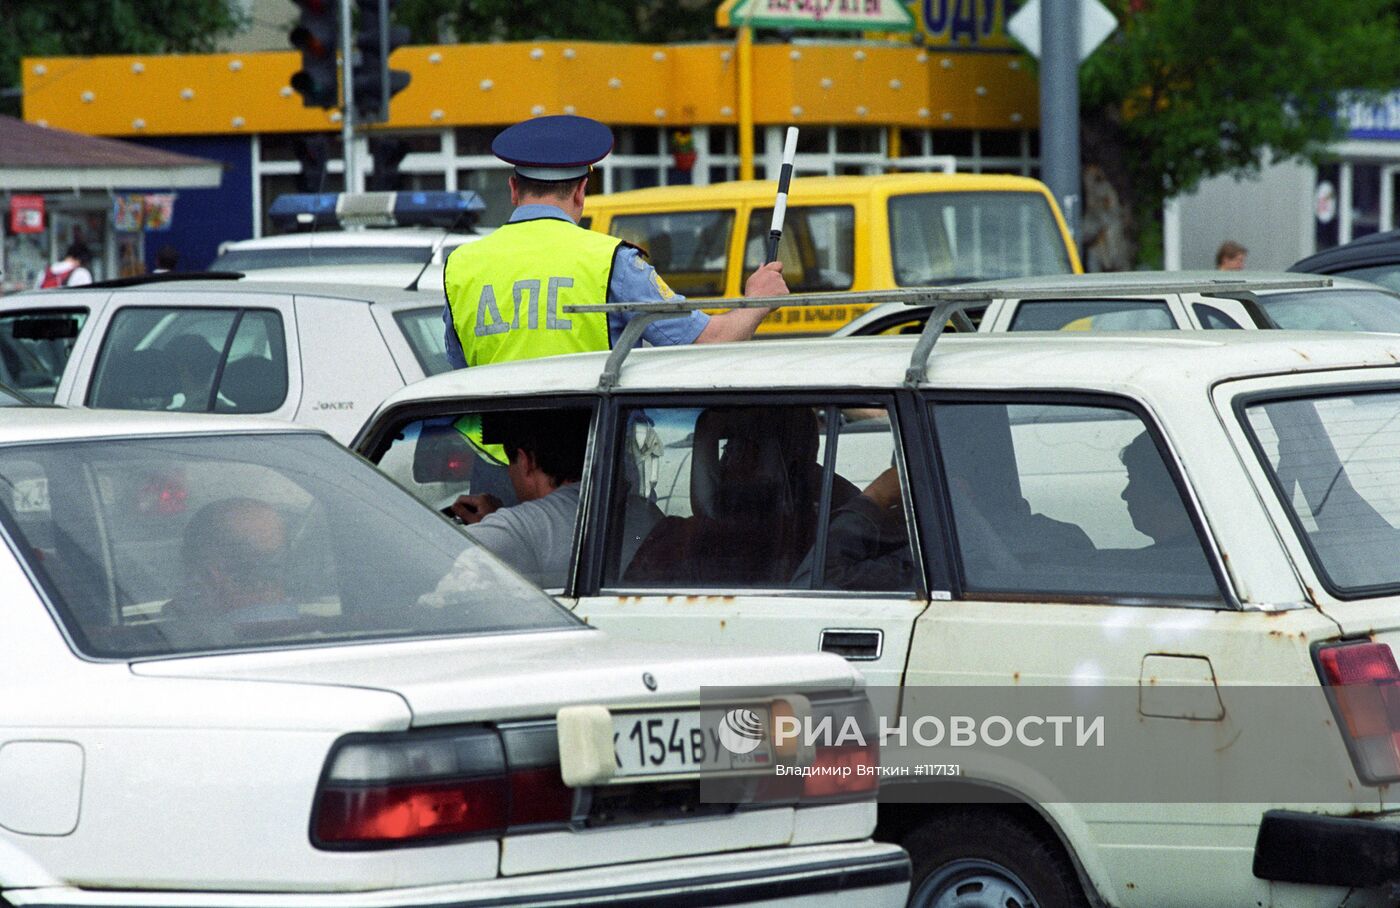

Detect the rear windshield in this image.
[608,210,734,297]
[1259,288,1400,332]
[0,433,577,658]
[394,306,452,376]
[0,308,86,403]
[1244,389,1400,595]
[1008,299,1175,331]
[889,191,1072,285]
[212,247,431,271]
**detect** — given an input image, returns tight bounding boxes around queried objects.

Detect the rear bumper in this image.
[1254,809,1400,888]
[5,840,910,908]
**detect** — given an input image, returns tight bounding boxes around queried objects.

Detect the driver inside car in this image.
[165,497,299,627]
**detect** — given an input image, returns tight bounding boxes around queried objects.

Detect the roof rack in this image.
[564,275,1333,390]
[84,271,245,289]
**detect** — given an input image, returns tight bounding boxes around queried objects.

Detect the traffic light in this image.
[367,137,409,191]
[289,0,339,109]
[294,136,331,192]
[353,0,411,123]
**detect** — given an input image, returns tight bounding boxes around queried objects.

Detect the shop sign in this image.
[719,0,917,31]
[112,193,178,233]
[1341,91,1400,141]
[919,0,1021,50]
[8,195,45,234]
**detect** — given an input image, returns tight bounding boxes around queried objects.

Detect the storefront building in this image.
[1171,93,1400,272]
[0,116,221,293]
[20,2,1045,269]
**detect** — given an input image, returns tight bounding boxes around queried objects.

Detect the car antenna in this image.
[406,206,472,292]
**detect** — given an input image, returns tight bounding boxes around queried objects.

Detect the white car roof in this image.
[835,271,1396,335]
[2,279,439,308]
[960,269,1377,294]
[0,407,310,445]
[378,331,1400,407]
[220,229,481,251]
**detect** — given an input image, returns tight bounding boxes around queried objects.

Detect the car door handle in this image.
[820,628,883,661]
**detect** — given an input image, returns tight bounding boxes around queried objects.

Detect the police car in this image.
[0,275,451,442]
[354,285,1400,906]
[211,191,489,291]
[0,406,907,908]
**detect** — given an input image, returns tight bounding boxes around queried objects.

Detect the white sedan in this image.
[0,408,907,907]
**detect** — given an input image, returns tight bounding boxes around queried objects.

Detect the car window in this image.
[1333,264,1400,294]
[211,246,431,271]
[743,206,855,293]
[395,306,452,376]
[373,405,594,590]
[608,210,734,297]
[1258,288,1400,332]
[0,308,86,403]
[1193,303,1244,330]
[932,401,1221,603]
[0,433,577,659]
[605,403,915,593]
[1007,299,1175,331]
[888,191,1072,285]
[88,307,288,414]
[1244,389,1400,594]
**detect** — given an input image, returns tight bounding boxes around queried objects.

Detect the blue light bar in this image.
[268,191,486,233]
[268,193,339,232]
[394,191,487,228]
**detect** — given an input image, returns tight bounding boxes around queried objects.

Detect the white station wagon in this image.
[355,297,1400,907]
[0,276,453,441]
[0,408,907,908]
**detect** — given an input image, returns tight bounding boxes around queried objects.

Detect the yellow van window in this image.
[888,192,1072,285]
[609,210,734,297]
[743,206,855,293]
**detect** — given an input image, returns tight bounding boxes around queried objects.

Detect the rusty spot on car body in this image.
[719,619,727,630]
[1012,672,1020,683]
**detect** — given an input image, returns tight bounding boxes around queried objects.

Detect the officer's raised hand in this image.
[743,261,788,299]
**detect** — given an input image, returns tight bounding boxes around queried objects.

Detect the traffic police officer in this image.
[442,115,787,369]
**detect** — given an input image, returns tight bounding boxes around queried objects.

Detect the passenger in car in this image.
[446,410,590,589]
[625,407,855,586]
[166,497,297,627]
[1118,432,1209,567]
[794,466,915,591]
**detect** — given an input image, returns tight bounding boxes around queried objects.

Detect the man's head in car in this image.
[1119,432,1194,546]
[180,497,292,617]
[449,409,590,524]
[489,409,590,503]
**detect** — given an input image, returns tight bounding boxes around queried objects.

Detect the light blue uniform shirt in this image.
[443,204,709,369]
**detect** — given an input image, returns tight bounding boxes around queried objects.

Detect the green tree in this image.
[2,0,243,117]
[394,0,717,45]
[1078,0,1400,270]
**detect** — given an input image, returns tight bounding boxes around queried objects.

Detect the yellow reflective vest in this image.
[443,217,619,367]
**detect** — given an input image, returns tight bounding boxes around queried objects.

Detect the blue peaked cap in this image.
[491,115,614,181]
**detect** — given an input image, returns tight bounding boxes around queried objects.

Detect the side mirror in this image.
[412,421,475,484]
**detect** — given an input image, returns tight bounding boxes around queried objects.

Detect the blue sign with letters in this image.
[1343,92,1400,141]
[919,0,1020,49]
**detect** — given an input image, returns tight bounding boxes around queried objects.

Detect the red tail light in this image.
[1317,641,1400,783]
[803,741,879,800]
[312,726,574,849]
